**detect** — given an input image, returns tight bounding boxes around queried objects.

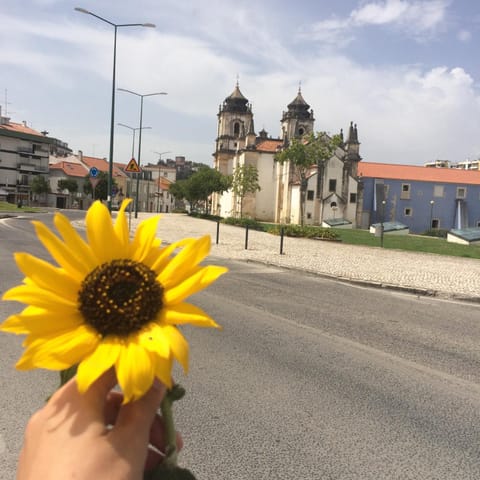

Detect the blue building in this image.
[358,162,480,233]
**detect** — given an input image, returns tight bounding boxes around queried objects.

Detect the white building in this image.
[212,84,363,226]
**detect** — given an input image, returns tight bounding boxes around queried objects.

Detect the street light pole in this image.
[118,88,167,218]
[117,123,152,159]
[154,151,171,212]
[430,200,435,229]
[380,200,386,248]
[74,8,155,212]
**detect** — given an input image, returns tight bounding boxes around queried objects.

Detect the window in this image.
[401,183,410,200]
[307,190,314,201]
[331,201,337,208]
[349,193,357,203]
[457,187,466,199]
[433,185,444,197]
[298,127,305,136]
[431,219,439,229]
[404,207,412,216]
[306,212,312,219]
[233,122,240,136]
[329,179,337,192]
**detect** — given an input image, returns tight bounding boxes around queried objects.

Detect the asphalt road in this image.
[1,212,480,479]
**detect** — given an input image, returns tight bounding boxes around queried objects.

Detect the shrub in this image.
[423,228,448,238]
[222,216,265,230]
[266,224,339,240]
[189,212,223,221]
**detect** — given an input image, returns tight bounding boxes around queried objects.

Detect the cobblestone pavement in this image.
[131,213,480,302]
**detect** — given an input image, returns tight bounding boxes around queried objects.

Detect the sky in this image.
[2,0,480,167]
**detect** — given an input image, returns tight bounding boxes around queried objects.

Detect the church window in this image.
[298,127,305,136]
[233,122,240,136]
[307,190,314,201]
[349,193,357,203]
[329,179,337,192]
[307,212,312,219]
[331,201,337,208]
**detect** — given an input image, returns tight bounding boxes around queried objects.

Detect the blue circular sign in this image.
[89,167,99,178]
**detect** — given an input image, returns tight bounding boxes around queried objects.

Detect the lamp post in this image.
[118,88,167,218]
[380,199,386,248]
[117,123,152,159]
[429,200,435,229]
[74,7,155,212]
[154,151,171,213]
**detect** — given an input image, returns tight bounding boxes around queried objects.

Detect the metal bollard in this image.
[216,221,220,244]
[280,226,285,255]
[245,225,249,250]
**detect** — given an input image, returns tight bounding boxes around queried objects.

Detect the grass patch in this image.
[0,201,42,213]
[331,228,480,259]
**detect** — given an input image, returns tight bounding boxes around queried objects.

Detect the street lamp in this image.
[74,7,155,212]
[154,151,171,212]
[117,123,152,159]
[380,199,386,248]
[118,88,167,217]
[430,200,435,229]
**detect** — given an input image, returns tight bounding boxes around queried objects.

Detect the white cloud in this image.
[351,0,449,33]
[303,0,450,47]
[457,29,472,43]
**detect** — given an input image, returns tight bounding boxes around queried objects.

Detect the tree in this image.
[230,164,261,218]
[169,166,230,213]
[83,172,117,201]
[275,132,342,226]
[31,175,50,195]
[30,175,50,204]
[58,178,78,194]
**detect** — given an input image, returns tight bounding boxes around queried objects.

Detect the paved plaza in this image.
[130,213,480,302]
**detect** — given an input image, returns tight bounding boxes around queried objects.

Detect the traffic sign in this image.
[89,167,99,178]
[125,158,141,173]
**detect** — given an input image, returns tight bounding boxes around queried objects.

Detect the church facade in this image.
[212,83,363,226]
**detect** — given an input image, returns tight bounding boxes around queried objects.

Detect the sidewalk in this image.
[131,213,480,302]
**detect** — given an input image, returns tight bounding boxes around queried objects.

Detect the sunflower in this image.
[1,200,227,402]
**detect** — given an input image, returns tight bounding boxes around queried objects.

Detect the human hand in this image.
[17,370,183,479]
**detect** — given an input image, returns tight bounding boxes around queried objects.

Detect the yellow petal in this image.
[150,242,183,274]
[86,201,122,262]
[153,354,173,389]
[162,325,189,373]
[76,337,122,393]
[137,323,171,358]
[14,252,80,301]
[3,284,78,311]
[163,265,228,305]
[16,324,99,370]
[113,199,133,248]
[157,236,211,289]
[1,309,83,335]
[115,339,155,403]
[130,216,161,262]
[53,213,98,271]
[32,221,89,281]
[161,302,220,328]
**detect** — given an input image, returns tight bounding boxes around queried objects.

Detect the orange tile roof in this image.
[50,161,88,177]
[256,139,283,153]
[82,156,126,177]
[0,121,46,137]
[157,177,172,190]
[358,162,480,185]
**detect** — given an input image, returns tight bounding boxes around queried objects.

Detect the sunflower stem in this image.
[160,384,185,468]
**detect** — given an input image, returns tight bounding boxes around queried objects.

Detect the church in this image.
[212,83,363,227]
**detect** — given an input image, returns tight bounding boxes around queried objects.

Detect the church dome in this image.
[222,83,250,113]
